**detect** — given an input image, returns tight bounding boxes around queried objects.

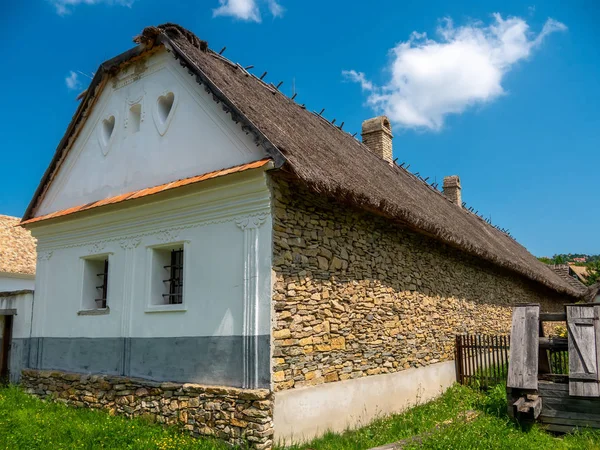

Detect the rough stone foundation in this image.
[270,176,570,392]
[21,369,274,449]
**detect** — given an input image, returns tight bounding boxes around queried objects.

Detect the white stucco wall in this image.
[28,168,272,386]
[37,48,265,217]
[0,274,35,292]
[31,169,272,338]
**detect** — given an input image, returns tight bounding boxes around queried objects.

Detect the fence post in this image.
[455,335,463,385]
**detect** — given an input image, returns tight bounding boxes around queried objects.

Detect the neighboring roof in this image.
[549,264,588,291]
[21,159,271,226]
[21,23,587,299]
[568,263,589,283]
[0,215,36,275]
[586,283,600,302]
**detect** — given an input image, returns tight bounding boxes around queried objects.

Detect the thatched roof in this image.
[549,264,588,291]
[1,215,36,275]
[22,24,589,299]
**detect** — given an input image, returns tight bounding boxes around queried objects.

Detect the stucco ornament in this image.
[235,214,267,230]
[156,229,181,243]
[119,237,141,250]
[97,110,119,156]
[36,250,53,261]
[87,242,107,254]
[152,87,178,136]
[125,85,146,130]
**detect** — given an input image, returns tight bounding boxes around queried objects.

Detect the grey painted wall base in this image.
[12,335,270,388]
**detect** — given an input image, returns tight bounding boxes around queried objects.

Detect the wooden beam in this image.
[540,312,567,322]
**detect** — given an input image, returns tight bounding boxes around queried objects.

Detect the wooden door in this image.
[0,315,13,383]
[507,304,540,389]
[567,304,600,397]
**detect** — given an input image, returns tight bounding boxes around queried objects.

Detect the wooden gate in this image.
[567,304,600,397]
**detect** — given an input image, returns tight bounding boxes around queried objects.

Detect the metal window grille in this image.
[163,249,184,304]
[95,259,109,309]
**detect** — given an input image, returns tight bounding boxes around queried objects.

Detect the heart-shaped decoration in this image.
[98,113,117,156]
[153,90,177,136]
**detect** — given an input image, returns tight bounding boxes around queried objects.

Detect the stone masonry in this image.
[270,176,567,392]
[21,369,273,449]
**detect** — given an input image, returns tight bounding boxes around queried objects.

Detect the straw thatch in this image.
[22,24,589,299]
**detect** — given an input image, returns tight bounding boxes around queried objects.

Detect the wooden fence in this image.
[455,334,510,389]
[455,333,569,390]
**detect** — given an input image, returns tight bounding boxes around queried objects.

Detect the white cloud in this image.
[50,0,134,15]
[342,70,374,91]
[65,71,81,91]
[266,0,284,18]
[344,14,567,130]
[213,0,283,22]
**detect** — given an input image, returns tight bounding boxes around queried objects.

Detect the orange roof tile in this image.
[21,159,271,226]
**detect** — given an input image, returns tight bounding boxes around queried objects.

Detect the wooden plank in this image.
[538,416,600,428]
[539,416,600,429]
[540,312,567,322]
[540,408,600,422]
[543,397,600,416]
[507,305,539,389]
[538,382,570,398]
[567,305,600,397]
[542,423,580,433]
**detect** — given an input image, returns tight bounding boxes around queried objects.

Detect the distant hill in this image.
[537,254,600,265]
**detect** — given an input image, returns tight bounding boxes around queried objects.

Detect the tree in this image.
[586,261,600,286]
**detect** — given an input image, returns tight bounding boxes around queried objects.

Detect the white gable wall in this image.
[37,49,266,217]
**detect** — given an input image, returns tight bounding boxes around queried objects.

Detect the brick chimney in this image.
[361,116,393,164]
[443,176,462,207]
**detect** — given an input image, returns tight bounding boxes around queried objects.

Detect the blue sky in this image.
[1,0,598,257]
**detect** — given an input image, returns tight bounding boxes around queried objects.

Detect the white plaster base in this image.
[273,360,456,444]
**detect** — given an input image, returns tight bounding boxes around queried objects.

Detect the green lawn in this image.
[2,384,600,449]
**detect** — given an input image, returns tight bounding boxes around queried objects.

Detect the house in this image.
[0,215,36,383]
[549,264,589,291]
[18,24,593,448]
[568,262,590,283]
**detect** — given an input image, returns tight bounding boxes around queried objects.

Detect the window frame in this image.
[79,253,112,314]
[145,241,189,313]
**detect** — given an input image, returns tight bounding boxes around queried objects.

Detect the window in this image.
[82,255,110,310]
[148,244,186,309]
[165,248,184,304]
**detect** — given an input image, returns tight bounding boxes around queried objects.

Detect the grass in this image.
[2,383,600,449]
[0,386,230,450]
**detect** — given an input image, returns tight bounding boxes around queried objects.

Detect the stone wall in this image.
[21,369,273,449]
[270,176,571,392]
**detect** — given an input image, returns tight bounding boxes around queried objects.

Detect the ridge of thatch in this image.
[22,24,587,299]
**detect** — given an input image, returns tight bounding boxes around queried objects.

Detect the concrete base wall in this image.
[273,360,456,444]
